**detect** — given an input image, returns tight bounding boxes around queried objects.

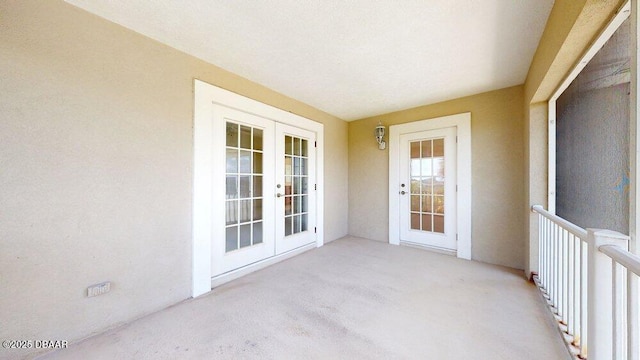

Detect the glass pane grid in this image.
[225,121,266,252]
[284,135,310,237]
[409,138,445,234]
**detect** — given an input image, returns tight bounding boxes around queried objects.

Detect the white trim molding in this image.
[388,112,472,260]
[192,79,324,298]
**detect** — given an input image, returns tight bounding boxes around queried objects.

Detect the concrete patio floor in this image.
[39,237,569,359]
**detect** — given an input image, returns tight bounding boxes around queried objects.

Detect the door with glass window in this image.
[211,107,316,277]
[274,123,316,254]
[399,127,457,250]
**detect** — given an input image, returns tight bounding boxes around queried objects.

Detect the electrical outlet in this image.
[87,282,111,297]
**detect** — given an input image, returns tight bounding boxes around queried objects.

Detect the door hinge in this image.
[456,136,458,143]
[314,227,317,233]
[314,184,317,190]
[456,234,459,241]
[315,141,317,148]
[456,185,458,192]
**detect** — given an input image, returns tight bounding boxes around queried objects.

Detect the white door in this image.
[399,127,457,250]
[211,107,317,277]
[275,123,317,254]
[212,106,276,276]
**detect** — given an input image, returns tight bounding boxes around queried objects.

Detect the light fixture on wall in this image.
[375,122,386,150]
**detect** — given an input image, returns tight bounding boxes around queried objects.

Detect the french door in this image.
[399,127,457,250]
[212,105,316,277]
[275,124,317,254]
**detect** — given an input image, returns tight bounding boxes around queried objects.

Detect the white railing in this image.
[532,205,639,360]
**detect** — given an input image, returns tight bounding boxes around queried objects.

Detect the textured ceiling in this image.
[65,0,554,121]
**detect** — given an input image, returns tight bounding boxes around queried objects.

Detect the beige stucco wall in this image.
[0,1,348,354]
[348,86,525,269]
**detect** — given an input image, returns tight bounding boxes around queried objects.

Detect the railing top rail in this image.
[531,205,589,239]
[599,244,640,276]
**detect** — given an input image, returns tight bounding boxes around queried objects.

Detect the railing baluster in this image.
[581,238,588,359]
[563,228,569,325]
[613,261,618,360]
[568,232,575,337]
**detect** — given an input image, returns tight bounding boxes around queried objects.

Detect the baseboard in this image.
[399,240,456,257]
[210,243,316,288]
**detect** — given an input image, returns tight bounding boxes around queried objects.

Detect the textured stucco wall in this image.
[0,1,348,356]
[348,86,526,269]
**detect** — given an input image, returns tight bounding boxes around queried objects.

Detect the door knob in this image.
[277,193,283,198]
[400,191,406,195]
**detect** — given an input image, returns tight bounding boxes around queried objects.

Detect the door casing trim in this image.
[388,112,471,260]
[192,79,324,297]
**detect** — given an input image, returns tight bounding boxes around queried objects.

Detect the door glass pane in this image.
[411,141,421,158]
[226,176,238,199]
[239,200,251,222]
[253,176,262,197]
[285,157,292,175]
[226,226,238,252]
[409,138,445,234]
[253,129,263,151]
[293,157,300,175]
[240,150,251,173]
[422,214,433,231]
[285,176,292,195]
[285,196,292,215]
[293,137,300,156]
[285,136,293,155]
[239,224,251,248]
[253,152,263,174]
[422,195,432,213]
[226,122,238,147]
[240,126,252,149]
[422,140,432,157]
[226,201,237,225]
[293,177,300,195]
[239,176,250,198]
[433,139,444,157]
[225,121,265,253]
[226,149,238,173]
[282,134,309,236]
[253,222,263,244]
[411,213,420,230]
[285,216,292,236]
[294,215,301,233]
[253,199,262,220]
[434,215,445,233]
[411,195,420,212]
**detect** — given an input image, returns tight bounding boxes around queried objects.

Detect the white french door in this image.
[211,106,316,277]
[275,124,317,254]
[399,127,457,250]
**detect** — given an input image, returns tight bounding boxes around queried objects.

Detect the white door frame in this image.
[192,79,324,297]
[389,112,472,260]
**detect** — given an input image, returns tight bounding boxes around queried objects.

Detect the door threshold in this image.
[210,243,316,289]
[400,241,456,257]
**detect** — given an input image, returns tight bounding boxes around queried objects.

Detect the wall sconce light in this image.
[375,122,386,150]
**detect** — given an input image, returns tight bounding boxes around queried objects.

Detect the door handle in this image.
[277,193,283,198]
[400,191,406,195]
